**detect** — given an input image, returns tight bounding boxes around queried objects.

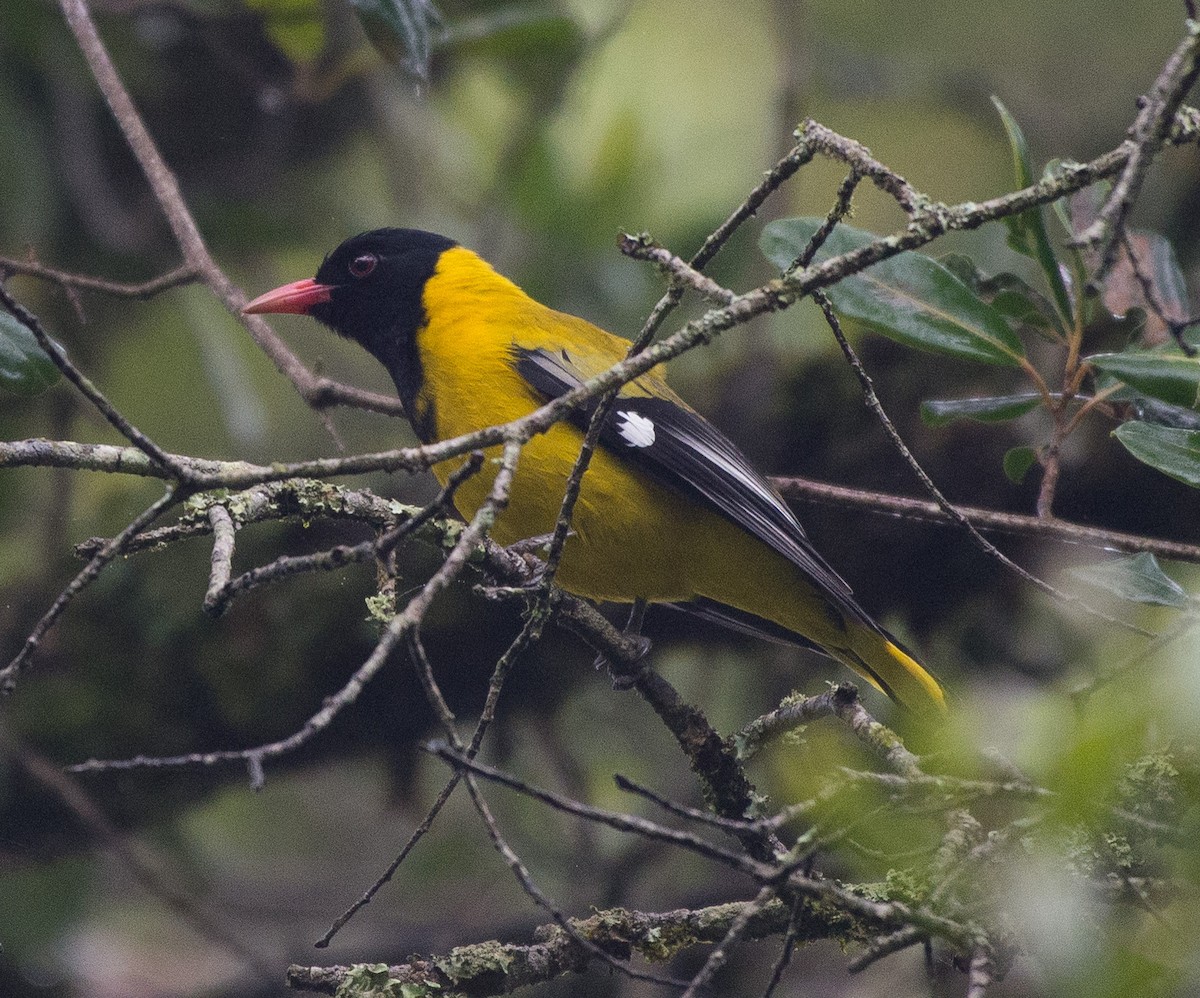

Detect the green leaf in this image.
[991,98,1074,328]
[1129,397,1200,431]
[1087,352,1200,409]
[1113,421,1200,488]
[443,7,584,59]
[990,288,1054,333]
[0,310,61,395]
[921,394,1043,427]
[1003,445,1038,484]
[1131,230,1191,323]
[937,252,980,288]
[245,0,325,63]
[938,255,1057,338]
[351,0,443,80]
[761,219,1026,367]
[1069,552,1189,608]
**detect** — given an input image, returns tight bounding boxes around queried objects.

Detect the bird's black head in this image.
[244,228,456,425]
[311,228,456,363]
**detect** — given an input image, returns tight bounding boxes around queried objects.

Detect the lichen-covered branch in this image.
[286,896,870,996]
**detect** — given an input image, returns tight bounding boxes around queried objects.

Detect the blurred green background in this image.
[2,0,1200,995]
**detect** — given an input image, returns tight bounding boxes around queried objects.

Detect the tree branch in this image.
[0,257,200,300]
[57,0,408,418]
[288,896,850,996]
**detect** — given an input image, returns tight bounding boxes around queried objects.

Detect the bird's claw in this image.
[595,634,652,689]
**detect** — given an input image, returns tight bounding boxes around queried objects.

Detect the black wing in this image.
[660,597,831,655]
[514,346,860,614]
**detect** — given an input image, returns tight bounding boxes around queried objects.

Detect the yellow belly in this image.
[435,427,703,603]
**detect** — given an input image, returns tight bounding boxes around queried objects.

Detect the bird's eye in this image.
[349,253,378,278]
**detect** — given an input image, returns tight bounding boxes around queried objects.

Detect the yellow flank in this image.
[417,247,946,715]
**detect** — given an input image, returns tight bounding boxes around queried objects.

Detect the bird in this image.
[243,228,946,715]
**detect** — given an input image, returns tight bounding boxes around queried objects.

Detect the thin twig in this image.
[815,292,1155,638]
[0,257,199,300]
[764,477,1200,565]
[205,542,376,617]
[735,685,855,761]
[0,282,182,475]
[966,945,996,998]
[1076,22,1200,283]
[790,169,863,270]
[204,504,236,606]
[617,235,737,304]
[427,742,767,877]
[824,684,923,779]
[57,0,407,418]
[847,926,927,972]
[0,726,275,978]
[681,885,778,998]
[613,773,770,838]
[798,120,921,214]
[0,487,179,697]
[458,770,690,990]
[761,896,804,998]
[316,608,539,948]
[634,140,818,344]
[70,443,523,776]
[409,629,684,990]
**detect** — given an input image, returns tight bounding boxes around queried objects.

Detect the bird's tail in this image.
[834,630,946,716]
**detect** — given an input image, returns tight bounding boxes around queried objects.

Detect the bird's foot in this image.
[596,598,651,688]
[595,634,652,689]
[476,535,561,600]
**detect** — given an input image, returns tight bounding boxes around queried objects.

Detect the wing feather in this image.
[514,345,857,607]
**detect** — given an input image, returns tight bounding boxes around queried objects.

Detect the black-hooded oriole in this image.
[244,228,946,715]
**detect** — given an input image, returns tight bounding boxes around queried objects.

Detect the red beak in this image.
[242,278,335,316]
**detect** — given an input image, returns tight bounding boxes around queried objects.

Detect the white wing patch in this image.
[616,410,656,448]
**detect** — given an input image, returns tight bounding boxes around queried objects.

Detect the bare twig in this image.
[823,684,923,779]
[0,487,179,697]
[847,926,927,972]
[617,235,737,304]
[815,292,1154,638]
[0,257,199,300]
[681,885,778,998]
[428,742,767,875]
[761,896,804,998]
[634,140,818,344]
[626,665,781,861]
[1076,21,1200,283]
[0,726,274,978]
[204,504,236,606]
[790,168,863,270]
[206,542,376,617]
[409,626,684,991]
[0,282,181,475]
[614,773,772,837]
[966,945,997,998]
[57,0,407,418]
[735,684,857,761]
[798,120,921,214]
[316,607,538,948]
[70,443,523,777]
[769,474,1200,564]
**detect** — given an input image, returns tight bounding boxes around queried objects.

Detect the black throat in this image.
[308,228,456,443]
